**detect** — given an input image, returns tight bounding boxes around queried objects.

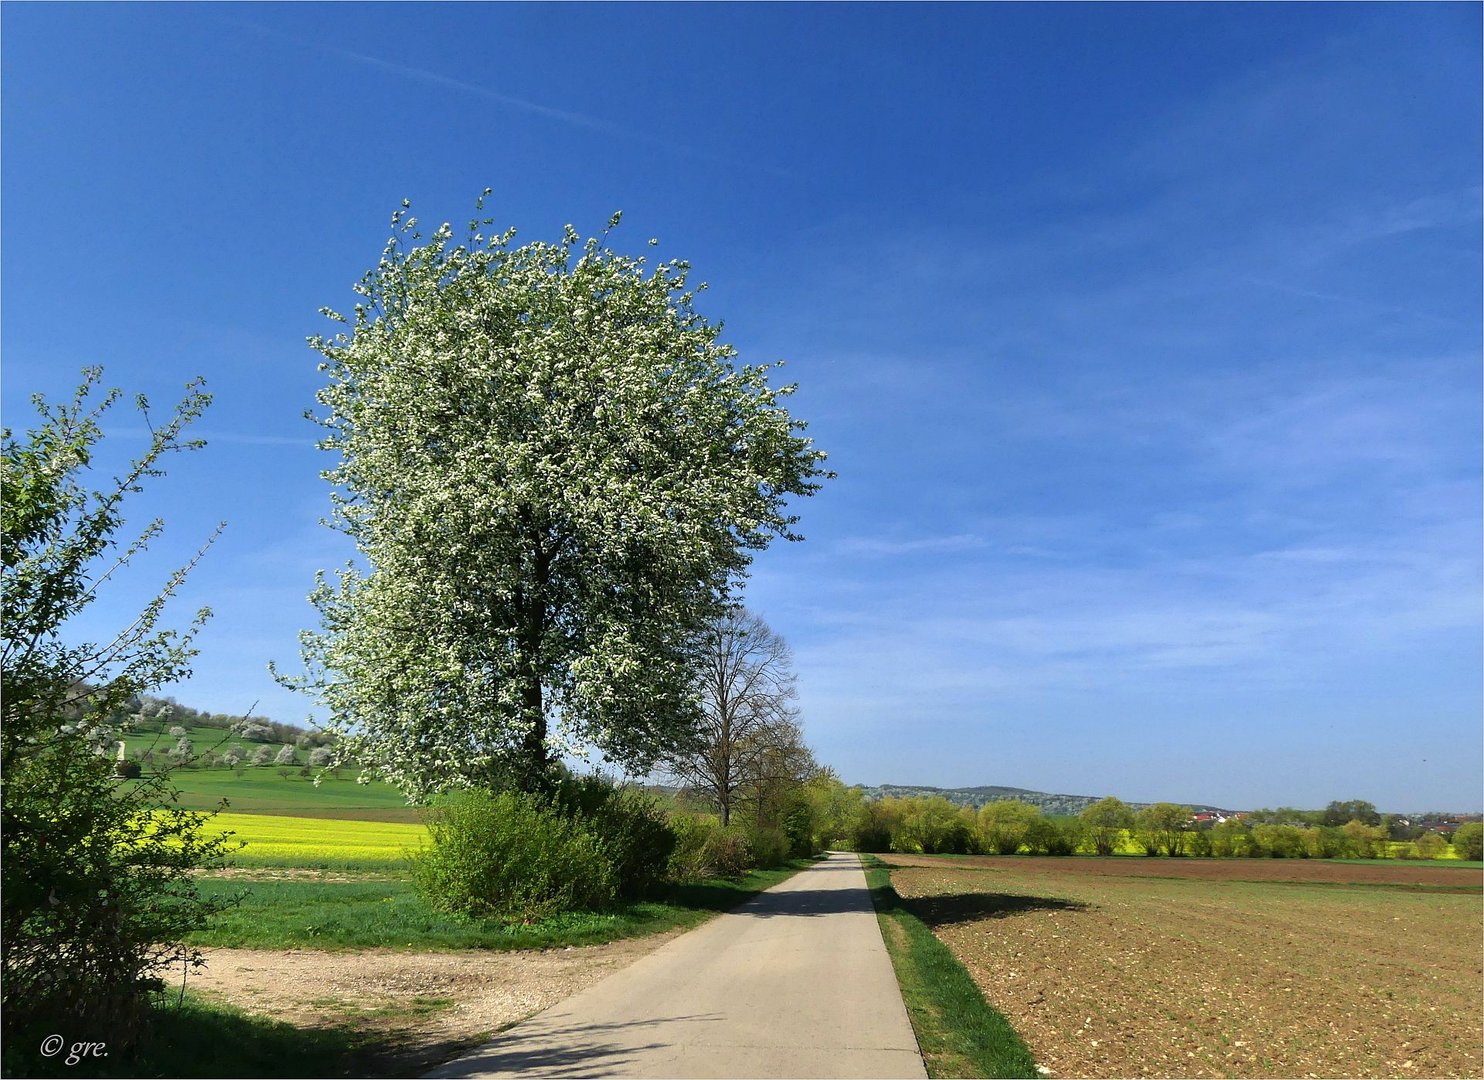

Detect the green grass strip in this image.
[862,854,1038,1080]
[189,860,815,951]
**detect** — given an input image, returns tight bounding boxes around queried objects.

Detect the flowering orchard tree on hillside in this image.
[283,197,830,800]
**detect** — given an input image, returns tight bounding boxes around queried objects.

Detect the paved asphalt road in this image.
[427,851,928,1079]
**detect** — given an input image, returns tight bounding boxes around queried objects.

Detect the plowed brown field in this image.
[881,855,1483,1079]
[882,853,1478,888]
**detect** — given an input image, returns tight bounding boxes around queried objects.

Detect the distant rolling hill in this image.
[860,783,1239,817]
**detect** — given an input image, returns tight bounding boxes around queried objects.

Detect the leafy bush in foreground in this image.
[2,371,237,1071]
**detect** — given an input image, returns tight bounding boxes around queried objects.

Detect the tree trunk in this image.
[518,675,548,793]
[513,520,552,794]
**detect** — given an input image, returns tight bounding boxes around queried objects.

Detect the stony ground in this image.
[883,855,1483,1079]
[190,934,678,1075]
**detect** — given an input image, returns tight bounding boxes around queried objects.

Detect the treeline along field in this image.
[831,791,1481,862]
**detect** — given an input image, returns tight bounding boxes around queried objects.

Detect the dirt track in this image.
[190,934,680,1075]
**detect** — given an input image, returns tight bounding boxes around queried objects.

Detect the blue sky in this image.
[4,3,1479,811]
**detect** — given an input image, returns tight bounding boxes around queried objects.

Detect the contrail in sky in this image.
[224,18,794,179]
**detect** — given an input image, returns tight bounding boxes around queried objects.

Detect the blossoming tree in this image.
[285,198,829,799]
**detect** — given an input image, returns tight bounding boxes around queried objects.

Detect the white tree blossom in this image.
[281,198,829,799]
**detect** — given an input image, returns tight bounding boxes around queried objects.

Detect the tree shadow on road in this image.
[426,1013,721,1078]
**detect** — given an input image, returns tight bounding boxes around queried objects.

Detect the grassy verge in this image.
[190,860,815,950]
[862,854,1038,1080]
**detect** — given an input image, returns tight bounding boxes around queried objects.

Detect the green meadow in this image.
[122,768,419,821]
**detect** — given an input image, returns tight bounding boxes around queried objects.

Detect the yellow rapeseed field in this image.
[207,812,429,865]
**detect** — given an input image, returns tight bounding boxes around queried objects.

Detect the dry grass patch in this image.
[883,856,1482,1079]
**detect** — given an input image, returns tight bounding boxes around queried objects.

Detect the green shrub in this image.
[1251,823,1307,858]
[700,827,755,876]
[782,798,817,859]
[1414,832,1448,859]
[1056,817,1086,855]
[552,776,675,900]
[745,824,790,868]
[1210,820,1253,857]
[1343,820,1388,858]
[1025,816,1081,856]
[3,373,239,1068]
[1305,825,1350,859]
[414,789,616,923]
[1080,796,1134,856]
[852,807,895,853]
[978,800,1039,855]
[114,759,143,779]
[897,796,975,854]
[4,742,239,1069]
[667,812,721,881]
[1452,822,1483,861]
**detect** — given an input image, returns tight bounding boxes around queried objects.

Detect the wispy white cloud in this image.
[1201,363,1475,480]
[751,320,1479,800]
[1241,276,1459,325]
[1332,187,1483,246]
[835,533,988,558]
[782,523,1476,712]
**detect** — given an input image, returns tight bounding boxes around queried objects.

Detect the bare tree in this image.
[740,714,818,829]
[666,609,801,827]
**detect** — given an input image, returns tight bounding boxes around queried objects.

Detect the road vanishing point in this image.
[427,851,928,1079]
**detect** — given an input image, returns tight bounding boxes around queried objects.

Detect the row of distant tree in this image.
[1239,800,1478,842]
[824,793,1483,860]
